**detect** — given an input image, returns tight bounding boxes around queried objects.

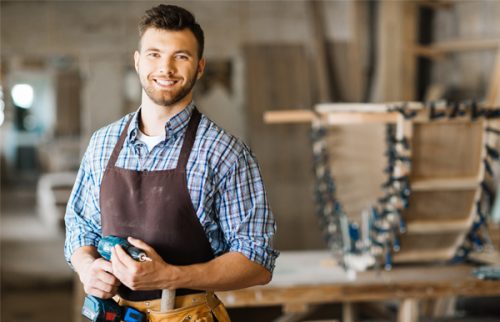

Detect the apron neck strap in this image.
[177,108,201,171]
[108,115,134,168]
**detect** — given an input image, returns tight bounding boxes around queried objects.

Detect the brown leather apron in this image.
[100,108,231,321]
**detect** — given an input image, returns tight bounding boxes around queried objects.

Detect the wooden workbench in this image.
[217,251,500,322]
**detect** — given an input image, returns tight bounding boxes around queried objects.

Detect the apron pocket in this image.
[148,303,214,322]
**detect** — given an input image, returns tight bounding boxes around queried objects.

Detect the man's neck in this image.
[139,95,192,136]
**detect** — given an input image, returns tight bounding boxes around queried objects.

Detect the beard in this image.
[140,70,198,107]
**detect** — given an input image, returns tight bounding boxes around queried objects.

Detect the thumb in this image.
[127,236,154,253]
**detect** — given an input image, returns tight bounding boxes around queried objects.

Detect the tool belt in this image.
[114,292,231,322]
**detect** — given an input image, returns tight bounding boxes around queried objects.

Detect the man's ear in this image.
[196,58,206,80]
[134,51,140,73]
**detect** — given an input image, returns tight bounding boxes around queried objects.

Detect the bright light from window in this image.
[11,84,34,109]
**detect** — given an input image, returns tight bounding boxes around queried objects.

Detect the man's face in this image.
[134,28,205,108]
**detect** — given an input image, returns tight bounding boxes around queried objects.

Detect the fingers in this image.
[127,236,154,253]
[94,257,113,273]
[81,258,121,299]
[113,245,137,267]
[97,270,121,287]
[84,283,119,299]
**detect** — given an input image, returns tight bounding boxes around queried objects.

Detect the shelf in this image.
[413,39,500,58]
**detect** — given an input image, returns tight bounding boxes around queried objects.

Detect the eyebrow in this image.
[143,48,193,56]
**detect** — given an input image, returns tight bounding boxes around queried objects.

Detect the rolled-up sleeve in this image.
[64,139,102,268]
[214,148,279,273]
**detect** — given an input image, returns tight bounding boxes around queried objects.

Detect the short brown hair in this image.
[138,4,204,59]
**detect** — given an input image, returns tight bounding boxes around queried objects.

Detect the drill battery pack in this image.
[82,296,121,322]
[82,295,146,322]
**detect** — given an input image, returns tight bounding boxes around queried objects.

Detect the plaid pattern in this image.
[64,103,279,272]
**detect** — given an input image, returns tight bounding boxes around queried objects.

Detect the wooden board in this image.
[244,44,323,250]
[403,190,477,222]
[394,118,486,263]
[325,124,387,223]
[56,69,81,136]
[410,121,484,178]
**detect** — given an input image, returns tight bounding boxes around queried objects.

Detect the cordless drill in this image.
[81,235,150,322]
[97,235,152,262]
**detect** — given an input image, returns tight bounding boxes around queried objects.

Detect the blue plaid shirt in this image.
[64,103,279,272]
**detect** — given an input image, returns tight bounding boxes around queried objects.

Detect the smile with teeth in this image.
[154,78,179,88]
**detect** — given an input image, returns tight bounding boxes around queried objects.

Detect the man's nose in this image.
[159,58,176,75]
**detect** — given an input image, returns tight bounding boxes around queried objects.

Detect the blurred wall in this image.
[1,0,357,142]
[432,2,500,101]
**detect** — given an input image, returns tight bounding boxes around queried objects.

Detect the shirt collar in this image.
[128,102,196,143]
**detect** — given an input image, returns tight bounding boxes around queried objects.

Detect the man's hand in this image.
[110,237,272,292]
[72,246,121,299]
[110,237,178,291]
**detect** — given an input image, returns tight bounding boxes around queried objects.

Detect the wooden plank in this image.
[263,110,317,124]
[371,0,405,101]
[56,69,82,136]
[406,218,472,233]
[410,121,484,178]
[316,102,424,113]
[394,249,457,263]
[323,112,399,125]
[403,190,477,222]
[264,110,399,125]
[342,302,358,322]
[486,47,500,106]
[308,0,333,102]
[411,176,481,190]
[395,231,467,262]
[263,109,480,126]
[413,39,500,58]
[324,122,387,224]
[402,1,418,100]
[397,299,418,322]
[349,1,366,102]
[244,44,323,250]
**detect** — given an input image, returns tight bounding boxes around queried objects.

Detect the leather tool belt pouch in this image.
[115,292,231,322]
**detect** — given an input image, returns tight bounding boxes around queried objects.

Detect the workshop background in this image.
[1,1,500,322]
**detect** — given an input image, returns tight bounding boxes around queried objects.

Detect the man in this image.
[64,4,278,321]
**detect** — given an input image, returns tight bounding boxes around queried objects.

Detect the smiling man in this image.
[64,4,278,321]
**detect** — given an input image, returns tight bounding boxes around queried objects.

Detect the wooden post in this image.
[398,298,419,322]
[402,1,418,101]
[308,0,333,102]
[487,46,500,107]
[342,302,358,322]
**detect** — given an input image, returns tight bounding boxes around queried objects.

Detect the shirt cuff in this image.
[64,233,101,269]
[228,238,280,273]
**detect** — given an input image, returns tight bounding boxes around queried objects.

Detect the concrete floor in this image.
[1,182,74,322]
[1,181,500,322]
